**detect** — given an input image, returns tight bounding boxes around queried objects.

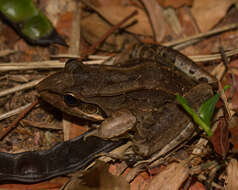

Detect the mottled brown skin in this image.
[37,44,216,157]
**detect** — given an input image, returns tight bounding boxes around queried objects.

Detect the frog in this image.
[36,43,217,159]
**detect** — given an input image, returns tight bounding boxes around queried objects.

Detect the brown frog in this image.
[37,44,216,159]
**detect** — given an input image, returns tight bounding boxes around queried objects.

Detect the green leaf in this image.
[0,0,67,45]
[0,0,38,22]
[176,94,213,137]
[199,93,219,126]
[22,13,53,39]
[223,85,230,91]
[176,85,230,138]
[199,85,230,126]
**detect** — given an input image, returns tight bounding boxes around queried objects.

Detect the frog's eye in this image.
[82,104,100,114]
[64,93,78,106]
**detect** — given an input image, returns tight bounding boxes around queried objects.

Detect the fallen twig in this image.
[0,103,31,121]
[0,100,38,140]
[0,79,43,97]
[81,10,138,58]
[163,23,238,48]
[1,48,238,71]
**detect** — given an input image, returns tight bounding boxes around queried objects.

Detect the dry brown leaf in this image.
[97,0,132,7]
[189,181,206,190]
[46,0,77,25]
[0,181,66,190]
[226,159,238,190]
[81,14,128,51]
[130,173,149,190]
[76,161,130,190]
[191,0,233,32]
[164,7,183,36]
[81,5,153,51]
[211,62,226,81]
[146,162,189,190]
[177,7,197,37]
[141,0,166,41]
[84,5,152,36]
[210,118,229,157]
[157,0,193,8]
[69,4,81,55]
[230,88,238,110]
[229,117,238,152]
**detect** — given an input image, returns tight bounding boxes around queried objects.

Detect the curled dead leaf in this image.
[146,162,189,190]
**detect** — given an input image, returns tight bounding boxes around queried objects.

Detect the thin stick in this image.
[184,6,201,33]
[1,47,238,72]
[163,23,238,47]
[0,100,38,140]
[0,103,31,121]
[220,47,236,100]
[81,10,138,58]
[0,79,43,97]
[81,0,114,26]
[81,0,138,36]
[0,61,64,71]
[51,54,110,60]
[189,48,238,62]
[69,2,81,55]
[2,48,238,71]
[0,56,110,71]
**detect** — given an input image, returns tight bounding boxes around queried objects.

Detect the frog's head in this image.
[36,61,105,121]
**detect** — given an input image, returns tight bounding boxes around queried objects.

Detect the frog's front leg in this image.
[84,109,137,140]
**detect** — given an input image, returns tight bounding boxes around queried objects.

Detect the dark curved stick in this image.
[0,131,126,183]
